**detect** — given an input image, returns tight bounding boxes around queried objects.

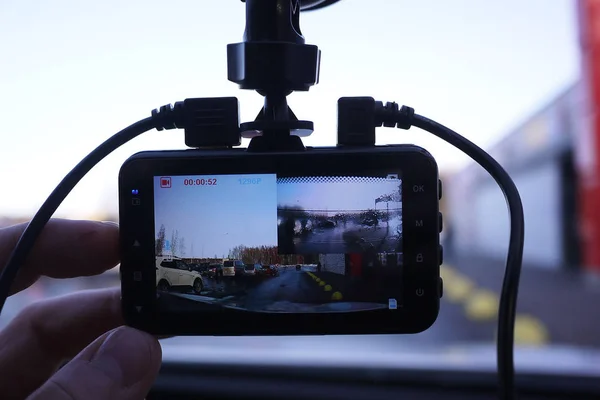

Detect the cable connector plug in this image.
[181,97,240,148]
[394,104,415,130]
[151,102,185,131]
[337,97,381,146]
[378,101,414,130]
[151,97,241,147]
[337,97,415,146]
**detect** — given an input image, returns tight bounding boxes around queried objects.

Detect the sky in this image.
[154,173,401,257]
[0,0,580,219]
[154,174,277,258]
[277,176,401,211]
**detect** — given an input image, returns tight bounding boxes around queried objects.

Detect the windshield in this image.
[1,0,594,382]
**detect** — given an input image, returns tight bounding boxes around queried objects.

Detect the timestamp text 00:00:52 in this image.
[183,178,217,186]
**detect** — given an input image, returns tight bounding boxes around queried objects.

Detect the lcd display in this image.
[153,173,403,313]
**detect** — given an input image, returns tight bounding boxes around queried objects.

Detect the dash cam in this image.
[117,0,443,336]
[119,145,442,335]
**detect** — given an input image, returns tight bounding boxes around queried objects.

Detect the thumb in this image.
[28,326,162,400]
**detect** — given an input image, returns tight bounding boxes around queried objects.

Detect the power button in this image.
[416,288,425,297]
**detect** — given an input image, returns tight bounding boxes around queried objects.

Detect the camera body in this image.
[118,1,443,337]
[119,145,442,335]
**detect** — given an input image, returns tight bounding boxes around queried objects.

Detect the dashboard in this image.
[147,360,600,400]
[143,336,600,400]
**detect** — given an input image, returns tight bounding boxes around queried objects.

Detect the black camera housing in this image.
[119,145,442,336]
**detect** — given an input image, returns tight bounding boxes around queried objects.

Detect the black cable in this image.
[301,0,342,12]
[404,112,524,400]
[0,104,181,314]
[340,97,523,398]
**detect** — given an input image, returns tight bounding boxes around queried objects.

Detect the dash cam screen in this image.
[153,173,403,313]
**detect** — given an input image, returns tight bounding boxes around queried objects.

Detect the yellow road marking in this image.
[316,278,321,283]
[443,265,551,345]
[444,275,475,303]
[440,265,475,303]
[319,281,326,286]
[464,289,498,321]
[324,285,332,291]
[332,291,343,301]
[441,268,455,280]
[440,264,456,277]
[514,315,549,346]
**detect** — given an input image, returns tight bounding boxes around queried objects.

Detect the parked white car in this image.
[156,256,204,294]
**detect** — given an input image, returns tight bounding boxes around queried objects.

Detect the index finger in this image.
[0,219,120,294]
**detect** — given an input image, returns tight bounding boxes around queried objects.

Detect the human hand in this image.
[0,219,161,399]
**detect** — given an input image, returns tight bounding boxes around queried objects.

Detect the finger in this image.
[28,326,162,400]
[0,288,123,399]
[0,218,119,294]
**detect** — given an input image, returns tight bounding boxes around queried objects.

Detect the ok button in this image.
[412,185,425,193]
